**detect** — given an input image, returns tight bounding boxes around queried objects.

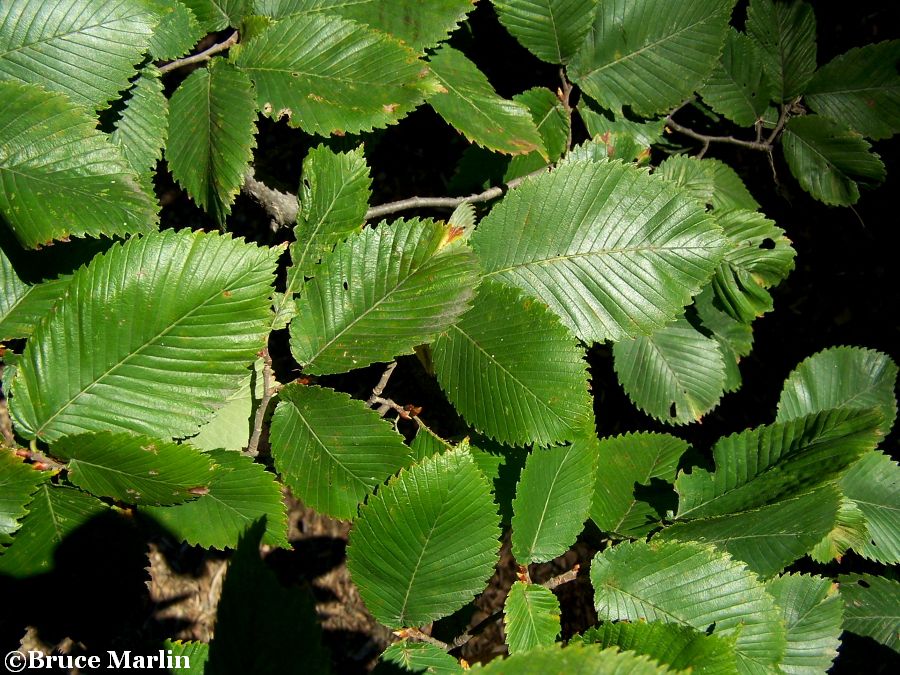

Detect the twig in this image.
[158,31,239,74]
[367,362,397,405]
[558,67,575,151]
[246,349,279,458]
[363,164,552,221]
[396,627,449,651]
[11,445,66,472]
[543,564,580,590]
[242,169,299,229]
[664,115,771,152]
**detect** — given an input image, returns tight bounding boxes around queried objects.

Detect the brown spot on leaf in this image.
[383,103,399,114]
[187,486,209,496]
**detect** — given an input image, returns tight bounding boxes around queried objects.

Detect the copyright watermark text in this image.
[5,649,191,671]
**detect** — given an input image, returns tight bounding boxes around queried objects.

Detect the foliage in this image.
[0,0,897,672]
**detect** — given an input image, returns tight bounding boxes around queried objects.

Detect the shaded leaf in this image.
[613,319,727,425]
[143,448,289,549]
[511,438,597,563]
[409,424,452,463]
[504,87,570,180]
[591,432,687,538]
[347,449,500,628]
[0,244,70,341]
[590,540,786,674]
[473,160,726,342]
[181,0,245,31]
[806,40,900,141]
[782,115,886,206]
[167,59,258,224]
[148,0,204,60]
[746,0,817,101]
[288,144,372,287]
[291,218,479,375]
[494,0,598,64]
[577,99,663,163]
[504,582,561,654]
[809,497,870,564]
[206,520,330,673]
[693,286,754,393]
[777,346,898,436]
[0,450,47,548]
[189,359,265,453]
[253,0,476,52]
[579,621,740,675]
[53,432,214,505]
[471,643,672,674]
[766,573,842,674]
[839,574,899,653]
[655,156,760,212]
[569,0,734,116]
[432,280,593,448]
[9,230,278,442]
[0,484,109,578]
[270,383,411,520]
[0,82,158,249]
[657,484,841,577]
[0,0,159,109]
[675,408,883,520]
[382,640,464,674]
[234,13,437,134]
[701,29,772,127]
[428,46,545,157]
[110,65,169,180]
[840,450,900,564]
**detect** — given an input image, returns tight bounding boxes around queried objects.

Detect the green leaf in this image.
[579,621,740,675]
[777,346,898,436]
[288,144,372,287]
[766,574,842,674]
[781,115,886,206]
[167,59,258,224]
[234,13,437,135]
[0,449,47,548]
[839,574,899,653]
[290,218,479,375]
[504,87,570,180]
[511,439,597,563]
[0,484,109,578]
[746,0,817,102]
[504,582,561,654]
[163,641,208,675]
[806,40,900,141]
[253,0,476,52]
[181,0,245,31]
[473,160,726,342]
[590,540,786,674]
[809,497,869,564]
[52,432,214,505]
[657,484,841,577]
[0,0,159,110]
[347,449,500,628]
[409,424,452,463]
[701,29,772,127]
[613,318,727,425]
[432,281,593,448]
[205,520,330,673]
[693,286,754,393]
[577,99,663,164]
[0,245,70,341]
[494,0,598,64]
[568,0,734,116]
[711,209,796,323]
[189,359,264,452]
[269,383,411,520]
[143,448,289,549]
[148,0,204,60]
[0,82,158,249]
[427,46,546,157]
[473,644,672,674]
[675,408,884,520]
[655,156,760,212]
[9,229,278,442]
[382,640,464,674]
[110,65,169,180]
[840,451,900,564]
[591,432,687,538]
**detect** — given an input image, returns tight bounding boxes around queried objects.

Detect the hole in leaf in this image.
[705,623,716,635]
[669,402,677,418]
[856,579,871,588]
[342,280,349,290]
[760,238,776,250]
